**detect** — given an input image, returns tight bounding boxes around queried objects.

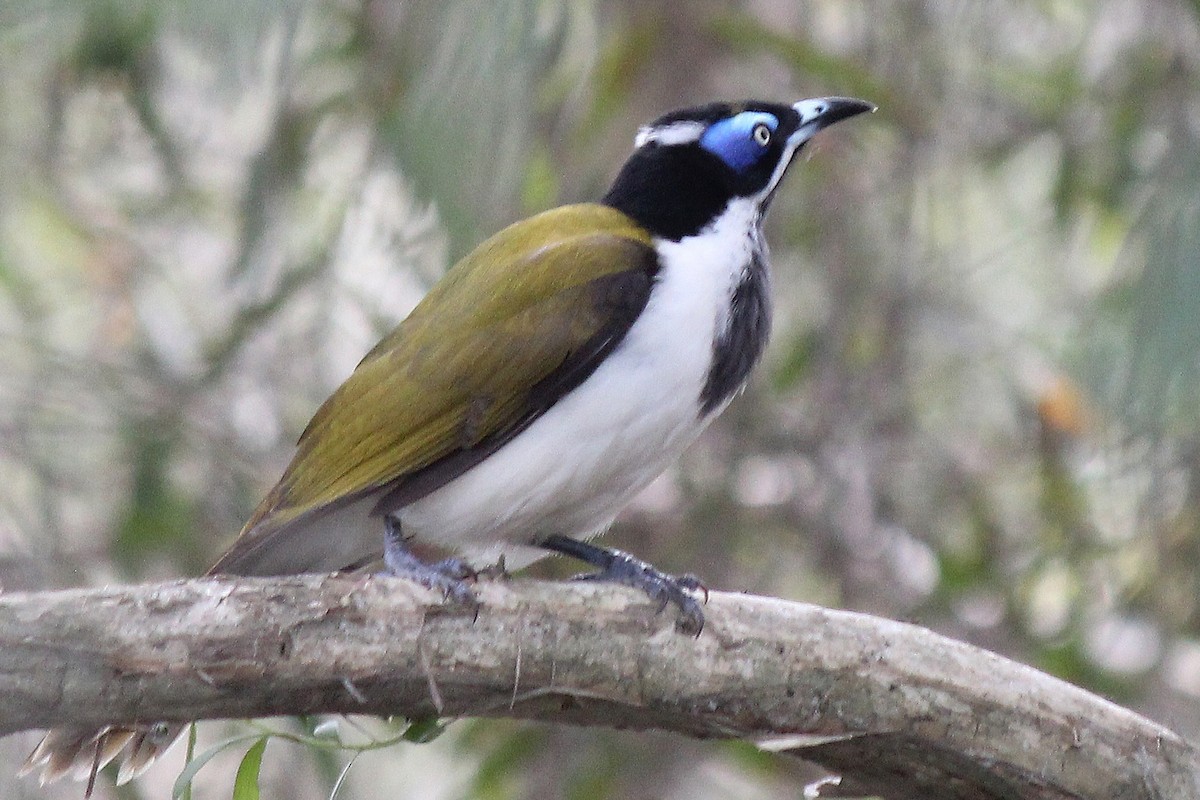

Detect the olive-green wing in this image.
[212,203,657,573]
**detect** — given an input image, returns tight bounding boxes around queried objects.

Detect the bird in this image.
[23,96,874,790]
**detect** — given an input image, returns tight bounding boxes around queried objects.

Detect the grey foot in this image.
[383,518,477,607]
[540,535,708,636]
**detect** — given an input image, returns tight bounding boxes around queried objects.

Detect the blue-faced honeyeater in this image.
[26,96,873,787]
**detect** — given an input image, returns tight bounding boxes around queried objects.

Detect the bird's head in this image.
[603,97,875,241]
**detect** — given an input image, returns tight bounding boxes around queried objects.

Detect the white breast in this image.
[398,198,762,568]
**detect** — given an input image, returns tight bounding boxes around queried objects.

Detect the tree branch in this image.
[1,574,1196,799]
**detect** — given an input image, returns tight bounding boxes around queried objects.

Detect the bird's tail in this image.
[20,511,281,794]
[21,500,378,792]
[20,722,184,796]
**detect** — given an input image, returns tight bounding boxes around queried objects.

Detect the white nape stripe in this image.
[635,120,706,148]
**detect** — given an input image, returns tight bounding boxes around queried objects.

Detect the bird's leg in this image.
[539,535,707,636]
[382,517,477,605]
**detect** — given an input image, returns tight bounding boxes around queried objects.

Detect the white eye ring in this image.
[752,124,771,146]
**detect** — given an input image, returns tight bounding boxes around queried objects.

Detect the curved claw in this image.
[573,570,704,635]
[675,573,709,604]
[668,591,705,637]
[556,541,707,636]
[382,519,479,612]
[381,559,478,606]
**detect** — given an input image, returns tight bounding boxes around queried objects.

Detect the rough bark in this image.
[1,574,1196,799]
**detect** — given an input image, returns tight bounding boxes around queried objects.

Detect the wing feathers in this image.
[371,263,657,516]
[213,204,657,575]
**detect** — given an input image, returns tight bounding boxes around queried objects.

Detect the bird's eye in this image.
[699,112,779,171]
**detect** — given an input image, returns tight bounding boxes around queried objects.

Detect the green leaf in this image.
[232,737,268,800]
[171,733,266,800]
[400,717,446,744]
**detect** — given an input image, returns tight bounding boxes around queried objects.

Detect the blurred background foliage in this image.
[2,0,1200,797]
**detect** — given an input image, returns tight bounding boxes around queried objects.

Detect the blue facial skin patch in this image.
[700,112,780,172]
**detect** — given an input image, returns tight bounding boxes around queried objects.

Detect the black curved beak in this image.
[790,96,876,145]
